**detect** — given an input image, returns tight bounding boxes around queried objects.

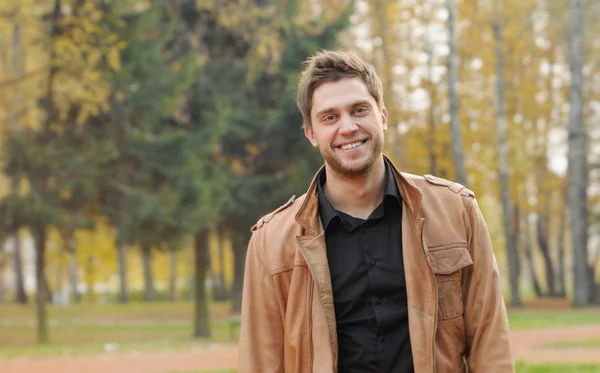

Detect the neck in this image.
[324,156,386,219]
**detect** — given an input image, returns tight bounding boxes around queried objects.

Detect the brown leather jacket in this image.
[239,158,515,373]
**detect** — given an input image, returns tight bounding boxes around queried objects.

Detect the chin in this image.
[328,157,376,177]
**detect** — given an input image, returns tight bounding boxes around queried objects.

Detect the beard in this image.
[319,134,384,180]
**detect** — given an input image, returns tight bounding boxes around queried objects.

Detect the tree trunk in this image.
[56,248,64,301]
[0,249,6,302]
[492,0,522,307]
[374,0,397,146]
[11,0,27,306]
[33,225,48,344]
[524,234,543,298]
[193,229,210,338]
[536,213,556,296]
[231,230,250,314]
[568,0,589,307]
[41,274,53,304]
[69,250,80,303]
[588,263,599,305]
[168,244,177,301]
[12,232,27,304]
[521,209,543,297]
[426,36,437,176]
[62,228,80,303]
[446,0,468,187]
[212,229,228,302]
[141,244,155,302]
[117,235,128,303]
[86,256,96,301]
[557,209,567,297]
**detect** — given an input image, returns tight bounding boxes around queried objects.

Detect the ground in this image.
[1,324,599,373]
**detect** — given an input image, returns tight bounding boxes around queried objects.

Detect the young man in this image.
[239,50,514,373]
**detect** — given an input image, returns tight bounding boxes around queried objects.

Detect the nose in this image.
[338,112,359,135]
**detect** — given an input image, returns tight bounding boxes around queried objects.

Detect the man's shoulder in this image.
[402,172,475,199]
[248,194,306,273]
[250,194,306,233]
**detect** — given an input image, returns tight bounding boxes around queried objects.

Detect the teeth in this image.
[340,141,364,150]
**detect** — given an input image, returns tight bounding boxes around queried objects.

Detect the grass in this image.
[542,339,600,348]
[507,308,600,330]
[0,301,237,358]
[515,362,600,372]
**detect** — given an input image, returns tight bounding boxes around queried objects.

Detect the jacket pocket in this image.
[429,247,473,320]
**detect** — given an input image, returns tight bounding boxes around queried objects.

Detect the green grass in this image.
[516,362,600,372]
[0,301,237,358]
[507,308,600,330]
[542,339,600,348]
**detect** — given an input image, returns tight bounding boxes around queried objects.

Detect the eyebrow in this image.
[315,100,372,118]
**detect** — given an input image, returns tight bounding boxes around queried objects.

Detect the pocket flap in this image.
[429,247,473,275]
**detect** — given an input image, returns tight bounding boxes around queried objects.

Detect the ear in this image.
[381,107,388,131]
[304,123,319,147]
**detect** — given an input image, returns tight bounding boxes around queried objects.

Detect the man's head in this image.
[297,50,388,178]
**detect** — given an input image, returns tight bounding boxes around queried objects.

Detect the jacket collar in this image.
[295,155,423,235]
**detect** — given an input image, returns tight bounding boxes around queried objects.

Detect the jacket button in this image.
[380,336,388,342]
[370,259,377,265]
[376,298,383,305]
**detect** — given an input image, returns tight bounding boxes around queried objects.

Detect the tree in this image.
[568,0,590,307]
[492,0,522,307]
[446,0,468,186]
[10,0,28,305]
[95,0,196,303]
[0,0,124,343]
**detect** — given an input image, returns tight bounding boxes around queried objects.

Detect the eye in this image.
[323,114,337,122]
[354,107,368,114]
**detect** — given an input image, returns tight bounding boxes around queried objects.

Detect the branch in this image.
[0,103,35,124]
[0,65,49,89]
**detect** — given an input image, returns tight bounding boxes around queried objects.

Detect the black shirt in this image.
[317,159,413,373]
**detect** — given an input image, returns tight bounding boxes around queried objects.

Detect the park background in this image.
[0,0,599,372]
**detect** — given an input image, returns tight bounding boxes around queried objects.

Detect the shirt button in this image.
[370,259,377,265]
[381,335,388,343]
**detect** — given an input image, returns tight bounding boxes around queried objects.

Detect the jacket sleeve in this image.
[238,233,284,373]
[463,198,515,372]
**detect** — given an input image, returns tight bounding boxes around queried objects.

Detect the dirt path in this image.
[1,325,599,372]
[511,324,600,364]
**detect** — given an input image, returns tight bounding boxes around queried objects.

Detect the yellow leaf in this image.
[88,49,102,66]
[107,47,121,71]
[76,106,89,126]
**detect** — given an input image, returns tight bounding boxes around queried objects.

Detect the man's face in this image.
[304,77,388,178]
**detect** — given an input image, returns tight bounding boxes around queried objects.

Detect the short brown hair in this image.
[296,50,384,127]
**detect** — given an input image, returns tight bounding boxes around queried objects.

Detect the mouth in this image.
[337,140,367,151]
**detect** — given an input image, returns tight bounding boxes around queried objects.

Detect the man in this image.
[239,50,514,373]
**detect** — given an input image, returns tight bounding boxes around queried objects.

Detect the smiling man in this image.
[238,50,515,373]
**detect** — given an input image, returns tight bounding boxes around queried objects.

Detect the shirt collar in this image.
[317,157,402,231]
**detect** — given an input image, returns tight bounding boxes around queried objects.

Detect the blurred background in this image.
[0,0,599,372]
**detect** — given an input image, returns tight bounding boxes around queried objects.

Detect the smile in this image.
[339,140,366,150]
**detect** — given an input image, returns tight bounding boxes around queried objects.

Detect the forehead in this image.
[311,77,374,116]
